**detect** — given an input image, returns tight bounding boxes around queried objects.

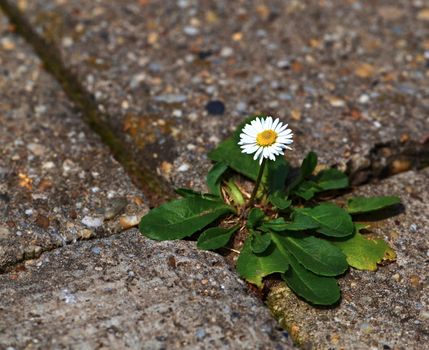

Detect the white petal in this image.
[240,135,257,144]
[271,118,280,131]
[278,129,292,137]
[242,144,259,154]
[253,146,263,160]
[277,124,289,133]
[265,116,273,130]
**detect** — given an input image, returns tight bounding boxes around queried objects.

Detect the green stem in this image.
[247,158,267,207]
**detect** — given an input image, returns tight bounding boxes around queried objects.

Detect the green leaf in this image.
[251,232,272,253]
[206,162,228,196]
[237,237,289,288]
[293,181,319,200]
[315,168,349,191]
[225,179,245,206]
[301,151,318,178]
[262,216,319,232]
[139,197,234,240]
[269,192,292,210]
[175,188,219,200]
[294,203,354,237]
[347,196,401,214]
[332,231,396,271]
[272,233,348,276]
[208,138,259,180]
[287,152,317,192]
[247,208,265,229]
[266,157,289,193]
[282,254,341,305]
[197,225,239,250]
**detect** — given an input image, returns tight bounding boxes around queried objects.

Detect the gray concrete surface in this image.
[0,230,293,350]
[0,12,146,272]
[0,11,295,350]
[268,169,429,350]
[1,1,429,349]
[16,0,429,189]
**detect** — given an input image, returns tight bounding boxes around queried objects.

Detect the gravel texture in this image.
[0,11,296,349]
[15,0,429,191]
[0,229,294,350]
[267,169,429,350]
[0,13,146,272]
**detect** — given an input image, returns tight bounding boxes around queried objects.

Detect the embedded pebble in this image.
[220,47,234,58]
[183,26,199,36]
[177,163,190,172]
[119,215,141,229]
[153,94,187,104]
[27,143,45,156]
[205,100,225,115]
[81,216,104,228]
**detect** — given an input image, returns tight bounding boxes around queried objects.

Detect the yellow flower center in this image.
[256,129,277,146]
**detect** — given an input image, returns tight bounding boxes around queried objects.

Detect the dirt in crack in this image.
[346,139,429,186]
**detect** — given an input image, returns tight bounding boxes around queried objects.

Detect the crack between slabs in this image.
[0,0,175,208]
[345,139,429,186]
[0,227,136,276]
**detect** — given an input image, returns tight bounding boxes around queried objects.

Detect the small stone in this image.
[390,159,411,174]
[62,37,74,47]
[0,225,10,239]
[417,9,429,21]
[177,163,190,172]
[220,47,234,58]
[184,26,199,36]
[25,209,33,216]
[119,215,140,229]
[42,161,55,170]
[147,32,158,45]
[188,112,198,122]
[328,97,346,107]
[392,273,401,281]
[160,161,173,178]
[358,94,370,104]
[91,246,102,255]
[277,59,290,69]
[27,143,45,156]
[232,32,242,41]
[195,328,206,339]
[236,102,247,112]
[154,94,187,104]
[355,63,376,78]
[35,214,50,229]
[279,93,292,101]
[205,100,225,115]
[81,216,104,228]
[78,229,94,240]
[1,37,15,50]
[290,109,301,121]
[172,109,183,118]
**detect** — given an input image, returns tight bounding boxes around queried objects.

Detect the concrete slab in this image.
[0,229,294,349]
[9,0,429,190]
[0,12,296,349]
[0,13,146,272]
[267,168,429,349]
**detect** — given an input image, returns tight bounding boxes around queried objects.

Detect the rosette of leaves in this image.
[139,118,400,306]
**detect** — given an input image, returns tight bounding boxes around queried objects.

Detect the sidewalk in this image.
[1,1,428,349]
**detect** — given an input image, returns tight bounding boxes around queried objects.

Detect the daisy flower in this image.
[238,116,293,164]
